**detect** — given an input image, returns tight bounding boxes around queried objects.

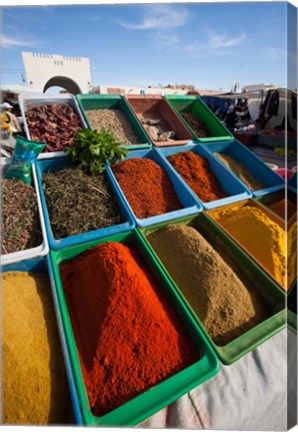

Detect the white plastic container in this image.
[1,158,49,265]
[19,93,87,160]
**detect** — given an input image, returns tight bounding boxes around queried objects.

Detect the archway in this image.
[43,76,82,95]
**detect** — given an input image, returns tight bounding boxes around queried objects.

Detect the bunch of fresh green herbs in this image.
[65,128,128,175]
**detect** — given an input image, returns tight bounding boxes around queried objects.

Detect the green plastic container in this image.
[50,229,219,426]
[164,95,233,143]
[76,94,151,150]
[139,213,286,365]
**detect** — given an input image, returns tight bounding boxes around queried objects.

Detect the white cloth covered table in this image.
[139,329,297,430]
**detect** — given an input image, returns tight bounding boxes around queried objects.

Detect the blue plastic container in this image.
[288,172,297,191]
[202,139,285,196]
[106,148,201,228]
[35,157,135,250]
[2,255,83,425]
[155,142,252,210]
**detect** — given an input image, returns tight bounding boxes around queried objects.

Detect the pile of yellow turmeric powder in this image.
[2,271,72,424]
[209,203,296,291]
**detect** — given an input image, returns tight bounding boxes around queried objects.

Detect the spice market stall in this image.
[0,92,295,429]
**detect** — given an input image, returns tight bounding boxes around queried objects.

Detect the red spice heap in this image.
[112,158,182,218]
[167,151,227,203]
[61,242,200,417]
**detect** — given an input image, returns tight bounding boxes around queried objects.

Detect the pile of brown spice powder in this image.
[148,224,270,346]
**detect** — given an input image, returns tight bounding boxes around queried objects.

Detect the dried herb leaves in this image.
[42,167,122,238]
[2,179,42,254]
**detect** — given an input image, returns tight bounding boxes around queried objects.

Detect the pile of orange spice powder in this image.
[112,158,182,218]
[60,242,200,416]
[167,151,227,202]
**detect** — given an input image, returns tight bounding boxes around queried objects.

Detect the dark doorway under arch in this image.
[43,76,81,94]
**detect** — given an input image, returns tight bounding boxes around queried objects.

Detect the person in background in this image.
[1,102,22,134]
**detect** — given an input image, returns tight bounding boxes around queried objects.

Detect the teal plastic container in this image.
[76,94,151,150]
[2,255,83,425]
[139,213,286,365]
[164,95,233,143]
[106,148,201,228]
[50,229,219,426]
[203,139,285,196]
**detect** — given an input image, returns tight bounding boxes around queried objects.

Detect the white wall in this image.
[96,85,188,96]
[22,51,92,93]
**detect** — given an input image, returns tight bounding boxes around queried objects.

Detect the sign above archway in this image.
[22,51,92,94]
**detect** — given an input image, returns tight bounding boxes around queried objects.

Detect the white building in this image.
[22,51,92,94]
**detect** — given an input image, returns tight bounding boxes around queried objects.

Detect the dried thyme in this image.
[2,179,42,254]
[42,167,122,239]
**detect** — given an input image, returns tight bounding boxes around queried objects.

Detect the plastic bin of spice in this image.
[203,139,285,196]
[76,94,151,150]
[139,213,286,365]
[164,95,233,143]
[19,93,88,160]
[206,199,296,292]
[2,255,83,425]
[156,142,251,210]
[1,158,49,266]
[35,157,135,250]
[50,229,219,426]
[105,148,201,228]
[124,94,194,147]
[254,187,297,221]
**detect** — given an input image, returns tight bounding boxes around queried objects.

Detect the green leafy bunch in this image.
[65,128,128,175]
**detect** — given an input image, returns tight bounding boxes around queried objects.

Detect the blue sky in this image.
[1,2,295,91]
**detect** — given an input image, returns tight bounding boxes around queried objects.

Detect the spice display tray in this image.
[35,157,135,250]
[287,280,297,333]
[50,229,219,426]
[202,139,285,196]
[288,172,297,191]
[254,187,297,221]
[105,148,201,228]
[164,95,233,143]
[2,255,83,425]
[155,142,251,210]
[1,158,49,266]
[206,199,294,292]
[139,213,286,365]
[76,94,151,150]
[19,93,88,160]
[124,94,193,147]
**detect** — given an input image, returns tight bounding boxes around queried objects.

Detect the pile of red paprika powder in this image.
[60,242,200,417]
[112,158,182,219]
[167,151,227,203]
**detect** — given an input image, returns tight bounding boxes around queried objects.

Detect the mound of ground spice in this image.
[166,151,227,202]
[112,158,182,218]
[214,152,266,191]
[148,224,269,346]
[60,242,200,416]
[210,204,294,291]
[3,272,71,424]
